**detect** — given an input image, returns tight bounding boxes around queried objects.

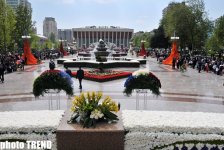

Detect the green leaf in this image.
[104,110,118,121]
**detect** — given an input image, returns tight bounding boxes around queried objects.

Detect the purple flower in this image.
[59,71,73,86]
[124,75,135,87]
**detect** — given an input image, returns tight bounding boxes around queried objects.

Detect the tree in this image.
[214,15,224,48]
[206,15,224,56]
[161,1,211,52]
[43,40,53,50]
[14,4,32,49]
[49,32,56,43]
[131,32,151,48]
[0,0,16,53]
[30,34,40,50]
[150,26,170,48]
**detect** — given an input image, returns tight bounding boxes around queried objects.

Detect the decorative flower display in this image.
[123,110,224,150]
[124,69,161,96]
[33,70,73,97]
[72,70,132,82]
[68,92,119,128]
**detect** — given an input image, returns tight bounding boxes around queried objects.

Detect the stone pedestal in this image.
[56,111,124,150]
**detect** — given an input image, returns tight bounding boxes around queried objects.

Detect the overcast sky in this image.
[29,0,224,35]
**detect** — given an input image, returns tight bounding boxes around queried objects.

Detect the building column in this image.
[84,31,86,48]
[119,31,121,47]
[104,31,106,42]
[89,31,90,46]
[92,31,94,43]
[81,31,83,48]
[116,32,117,46]
[108,31,110,43]
[123,32,125,47]
[112,32,114,44]
[127,32,129,47]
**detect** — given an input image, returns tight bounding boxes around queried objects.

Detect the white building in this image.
[43,17,58,40]
[73,26,134,48]
[58,29,73,43]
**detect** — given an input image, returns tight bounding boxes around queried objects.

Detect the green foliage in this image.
[49,32,56,43]
[132,32,151,48]
[68,92,119,128]
[214,15,224,48]
[14,4,33,49]
[161,1,211,50]
[0,0,16,53]
[205,15,224,55]
[33,71,73,97]
[30,33,40,50]
[124,74,161,96]
[150,26,170,48]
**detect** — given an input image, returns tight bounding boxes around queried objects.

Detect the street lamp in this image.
[22,36,31,39]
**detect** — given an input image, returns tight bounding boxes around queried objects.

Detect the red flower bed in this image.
[72,70,132,82]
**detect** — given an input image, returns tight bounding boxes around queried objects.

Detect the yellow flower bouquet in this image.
[68,92,119,128]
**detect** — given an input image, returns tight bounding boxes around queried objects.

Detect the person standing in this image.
[0,62,5,83]
[49,59,55,70]
[172,57,176,69]
[198,59,202,73]
[76,66,84,89]
[65,66,72,77]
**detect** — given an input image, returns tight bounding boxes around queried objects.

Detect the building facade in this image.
[58,29,73,43]
[5,0,31,11]
[73,26,134,48]
[43,17,58,40]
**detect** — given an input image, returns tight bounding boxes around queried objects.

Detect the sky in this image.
[30,0,224,35]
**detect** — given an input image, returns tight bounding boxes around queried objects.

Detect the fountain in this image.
[57,39,146,69]
[94,39,110,62]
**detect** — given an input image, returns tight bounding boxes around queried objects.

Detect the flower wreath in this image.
[33,69,73,97]
[124,69,161,96]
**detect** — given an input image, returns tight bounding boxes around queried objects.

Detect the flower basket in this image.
[68,92,119,128]
[124,69,161,96]
[33,70,73,97]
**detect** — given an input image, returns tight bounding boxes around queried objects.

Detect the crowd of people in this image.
[152,48,224,76]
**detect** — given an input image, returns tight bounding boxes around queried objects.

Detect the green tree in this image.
[49,32,56,43]
[30,34,40,50]
[161,1,211,52]
[43,40,53,50]
[14,4,32,49]
[206,15,224,56]
[0,0,16,53]
[150,26,170,48]
[131,32,151,48]
[214,15,224,48]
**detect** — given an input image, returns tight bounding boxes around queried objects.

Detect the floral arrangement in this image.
[123,69,161,96]
[68,92,119,128]
[123,110,224,150]
[0,110,64,150]
[87,69,122,76]
[72,70,131,82]
[33,70,73,97]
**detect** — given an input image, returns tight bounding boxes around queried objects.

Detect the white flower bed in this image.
[122,110,224,150]
[0,110,64,150]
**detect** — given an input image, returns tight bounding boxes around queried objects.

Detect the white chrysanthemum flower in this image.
[132,69,149,76]
[90,109,104,120]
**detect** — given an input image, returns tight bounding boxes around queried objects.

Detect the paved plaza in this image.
[0,56,224,113]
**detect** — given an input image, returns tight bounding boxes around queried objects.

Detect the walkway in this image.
[0,57,224,113]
